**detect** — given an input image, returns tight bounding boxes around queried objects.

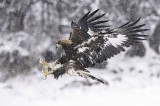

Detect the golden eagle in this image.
[39,9,148,84]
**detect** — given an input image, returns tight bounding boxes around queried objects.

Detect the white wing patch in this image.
[88,28,95,35]
[77,47,89,53]
[105,34,128,47]
[76,36,98,53]
[74,33,131,67]
[76,33,128,54]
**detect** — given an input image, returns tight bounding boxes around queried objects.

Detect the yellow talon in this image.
[39,58,50,79]
[39,58,48,68]
[42,70,48,79]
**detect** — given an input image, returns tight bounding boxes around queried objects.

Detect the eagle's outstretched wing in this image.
[70,9,109,45]
[74,18,149,68]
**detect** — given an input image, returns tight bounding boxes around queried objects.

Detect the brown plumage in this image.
[40,9,148,84]
[57,39,73,46]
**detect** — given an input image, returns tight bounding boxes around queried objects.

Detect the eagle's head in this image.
[56,39,73,48]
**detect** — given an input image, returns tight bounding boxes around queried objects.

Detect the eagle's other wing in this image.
[74,18,148,68]
[70,9,109,45]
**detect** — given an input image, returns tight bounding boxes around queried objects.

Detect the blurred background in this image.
[0,0,160,106]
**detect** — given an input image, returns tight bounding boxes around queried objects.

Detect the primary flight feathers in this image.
[40,9,148,84]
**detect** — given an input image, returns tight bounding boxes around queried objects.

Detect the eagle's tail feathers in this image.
[76,70,106,84]
[87,74,105,84]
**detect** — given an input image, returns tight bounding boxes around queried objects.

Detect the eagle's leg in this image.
[39,58,48,68]
[42,70,48,80]
[39,58,49,79]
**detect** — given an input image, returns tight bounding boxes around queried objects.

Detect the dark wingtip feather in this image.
[128,29,149,33]
[127,24,146,30]
[128,34,149,37]
[125,17,141,28]
[90,25,110,28]
[84,9,100,21]
[87,13,106,23]
[88,20,109,25]
[131,37,148,40]
[118,20,131,28]
[95,9,100,11]
[79,11,91,22]
[91,9,99,15]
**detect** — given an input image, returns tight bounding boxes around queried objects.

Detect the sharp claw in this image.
[39,58,50,79]
[42,70,48,80]
[39,58,48,68]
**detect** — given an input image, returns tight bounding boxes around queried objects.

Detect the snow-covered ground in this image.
[0,47,160,106]
[1,79,160,106]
